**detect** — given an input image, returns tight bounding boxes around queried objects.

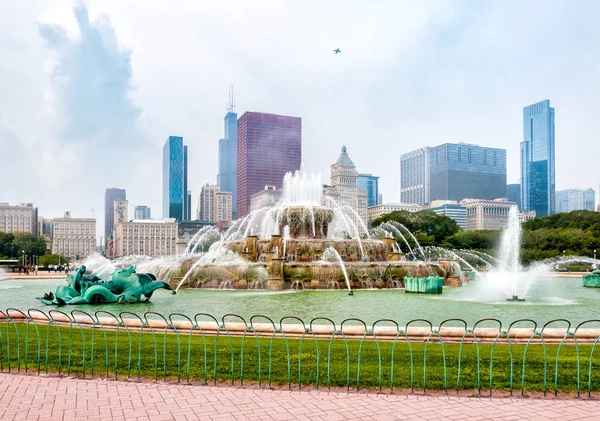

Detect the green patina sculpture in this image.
[37,265,175,305]
[583,269,600,288]
[404,276,444,294]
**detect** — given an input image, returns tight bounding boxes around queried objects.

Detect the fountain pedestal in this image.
[267,257,285,291]
[241,235,259,262]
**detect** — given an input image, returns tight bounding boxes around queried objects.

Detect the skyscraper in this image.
[162,136,187,220]
[507,184,521,210]
[236,112,302,218]
[134,206,152,220]
[104,188,126,249]
[183,145,190,221]
[198,184,232,223]
[520,99,555,217]
[400,147,430,205]
[429,143,506,202]
[358,173,380,208]
[217,87,238,220]
[324,146,368,229]
[556,188,596,212]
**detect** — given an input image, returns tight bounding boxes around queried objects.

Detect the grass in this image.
[1,322,598,394]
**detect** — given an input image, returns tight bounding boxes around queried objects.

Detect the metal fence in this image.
[1,308,600,397]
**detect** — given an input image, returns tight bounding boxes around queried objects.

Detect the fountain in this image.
[164,166,451,293]
[475,206,535,301]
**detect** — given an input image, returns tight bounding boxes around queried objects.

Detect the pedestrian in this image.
[34,265,38,275]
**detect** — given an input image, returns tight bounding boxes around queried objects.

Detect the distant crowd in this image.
[16,264,72,275]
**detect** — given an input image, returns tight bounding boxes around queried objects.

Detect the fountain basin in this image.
[404,276,444,294]
[583,270,600,288]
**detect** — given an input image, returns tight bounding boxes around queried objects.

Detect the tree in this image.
[0,232,16,258]
[372,210,461,243]
[12,232,48,258]
[38,254,69,267]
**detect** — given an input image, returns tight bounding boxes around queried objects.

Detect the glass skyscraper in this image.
[134,206,151,220]
[183,145,190,221]
[163,136,186,220]
[507,184,521,210]
[217,109,238,220]
[236,112,301,218]
[358,173,380,207]
[556,188,595,213]
[429,143,507,202]
[520,100,555,217]
[104,188,126,249]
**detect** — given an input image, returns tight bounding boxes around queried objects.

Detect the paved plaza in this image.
[1,373,599,420]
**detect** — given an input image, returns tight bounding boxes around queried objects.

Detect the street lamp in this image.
[22,250,25,266]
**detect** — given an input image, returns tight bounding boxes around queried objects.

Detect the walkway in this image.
[1,373,599,420]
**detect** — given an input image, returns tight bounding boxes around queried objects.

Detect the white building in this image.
[0,203,38,235]
[461,198,517,231]
[425,200,467,231]
[250,186,281,213]
[400,147,430,205]
[324,146,368,232]
[113,219,178,258]
[366,203,421,226]
[198,184,232,223]
[519,210,536,223]
[51,212,96,261]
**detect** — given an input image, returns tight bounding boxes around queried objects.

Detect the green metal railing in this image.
[1,308,600,397]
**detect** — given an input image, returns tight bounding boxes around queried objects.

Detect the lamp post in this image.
[22,250,25,266]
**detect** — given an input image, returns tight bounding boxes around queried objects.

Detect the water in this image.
[1,276,596,326]
[480,207,536,300]
[322,246,352,293]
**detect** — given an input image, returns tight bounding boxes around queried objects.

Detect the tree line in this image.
[0,232,68,266]
[372,209,600,265]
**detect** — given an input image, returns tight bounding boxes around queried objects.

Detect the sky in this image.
[1,0,599,240]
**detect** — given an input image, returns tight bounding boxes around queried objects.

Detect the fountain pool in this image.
[1,275,596,325]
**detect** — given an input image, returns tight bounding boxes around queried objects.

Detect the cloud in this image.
[38,3,142,146]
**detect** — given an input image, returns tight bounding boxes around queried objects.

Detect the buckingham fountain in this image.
[161,167,460,295]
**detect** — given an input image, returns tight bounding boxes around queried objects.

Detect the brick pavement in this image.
[1,373,599,420]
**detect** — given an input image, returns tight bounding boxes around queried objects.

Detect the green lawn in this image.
[1,322,598,395]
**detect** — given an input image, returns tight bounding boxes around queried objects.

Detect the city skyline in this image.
[1,1,599,238]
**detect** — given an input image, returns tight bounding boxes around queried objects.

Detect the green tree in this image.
[0,232,16,258]
[38,254,69,267]
[12,232,48,258]
[372,210,460,243]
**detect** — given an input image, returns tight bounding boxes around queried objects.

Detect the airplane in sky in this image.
[333,48,341,54]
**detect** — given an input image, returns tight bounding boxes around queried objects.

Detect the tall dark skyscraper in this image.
[429,143,507,202]
[236,112,301,218]
[162,136,187,220]
[104,188,126,249]
[217,87,238,220]
[520,99,555,217]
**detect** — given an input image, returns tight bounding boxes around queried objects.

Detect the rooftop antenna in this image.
[226,85,236,113]
[91,208,94,219]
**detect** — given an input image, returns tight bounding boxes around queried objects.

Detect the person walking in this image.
[34,265,38,275]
